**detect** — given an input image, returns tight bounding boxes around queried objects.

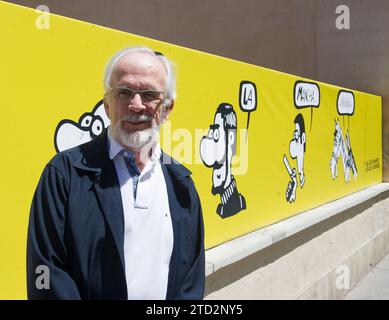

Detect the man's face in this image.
[289,123,305,174]
[104,51,171,149]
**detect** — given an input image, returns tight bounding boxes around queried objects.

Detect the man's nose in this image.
[128,93,146,112]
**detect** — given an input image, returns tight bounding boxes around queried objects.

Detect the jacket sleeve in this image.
[176,190,205,299]
[27,163,81,300]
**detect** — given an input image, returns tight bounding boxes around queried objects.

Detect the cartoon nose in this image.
[289,139,298,159]
[55,122,91,152]
[200,136,217,167]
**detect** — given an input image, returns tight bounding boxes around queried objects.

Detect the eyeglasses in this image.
[107,86,166,105]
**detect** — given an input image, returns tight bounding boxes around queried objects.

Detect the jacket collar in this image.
[160,152,192,179]
[71,128,111,174]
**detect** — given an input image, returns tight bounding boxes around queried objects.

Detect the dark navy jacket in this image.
[27,129,205,300]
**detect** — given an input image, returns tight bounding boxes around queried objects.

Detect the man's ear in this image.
[162,100,174,121]
[302,132,306,144]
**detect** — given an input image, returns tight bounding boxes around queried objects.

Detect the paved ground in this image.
[345,254,389,300]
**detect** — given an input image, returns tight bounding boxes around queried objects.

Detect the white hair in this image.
[103,46,176,107]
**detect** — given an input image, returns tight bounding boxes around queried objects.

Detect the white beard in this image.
[110,113,163,166]
[112,122,160,150]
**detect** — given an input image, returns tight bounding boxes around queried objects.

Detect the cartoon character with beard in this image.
[200,103,246,218]
[283,113,306,203]
[54,100,110,152]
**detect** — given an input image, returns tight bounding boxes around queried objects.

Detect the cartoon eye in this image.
[208,129,214,139]
[293,129,300,141]
[80,115,93,128]
[213,129,220,142]
[91,118,103,137]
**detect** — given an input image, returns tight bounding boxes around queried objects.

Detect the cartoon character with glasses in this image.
[54,100,110,152]
[283,113,306,203]
[200,103,246,218]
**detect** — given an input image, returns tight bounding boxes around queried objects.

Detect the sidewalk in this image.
[345,253,389,300]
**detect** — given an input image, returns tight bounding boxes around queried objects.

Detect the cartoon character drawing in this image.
[283,113,306,203]
[330,119,357,182]
[200,103,246,218]
[54,100,110,152]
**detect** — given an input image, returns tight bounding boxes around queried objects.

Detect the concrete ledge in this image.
[296,228,389,299]
[205,183,389,277]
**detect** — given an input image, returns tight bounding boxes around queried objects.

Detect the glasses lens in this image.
[116,88,134,100]
[141,90,162,102]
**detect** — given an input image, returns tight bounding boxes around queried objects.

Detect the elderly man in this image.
[27,47,205,300]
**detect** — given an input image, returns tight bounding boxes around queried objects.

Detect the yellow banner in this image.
[0,1,382,298]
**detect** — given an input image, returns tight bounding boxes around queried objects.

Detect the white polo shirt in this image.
[107,130,174,299]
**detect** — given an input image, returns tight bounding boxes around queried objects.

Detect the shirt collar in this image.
[107,126,162,164]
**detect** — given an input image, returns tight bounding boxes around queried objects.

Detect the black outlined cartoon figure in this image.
[54,100,110,152]
[283,113,306,203]
[200,103,246,218]
[331,90,357,183]
[330,119,357,183]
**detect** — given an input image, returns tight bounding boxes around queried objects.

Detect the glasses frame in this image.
[106,86,166,106]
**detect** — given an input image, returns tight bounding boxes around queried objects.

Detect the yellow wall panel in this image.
[0,2,382,298]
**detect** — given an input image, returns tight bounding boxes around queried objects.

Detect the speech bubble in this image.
[239,80,258,141]
[337,90,355,115]
[294,81,320,108]
[239,81,257,112]
[293,80,320,132]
